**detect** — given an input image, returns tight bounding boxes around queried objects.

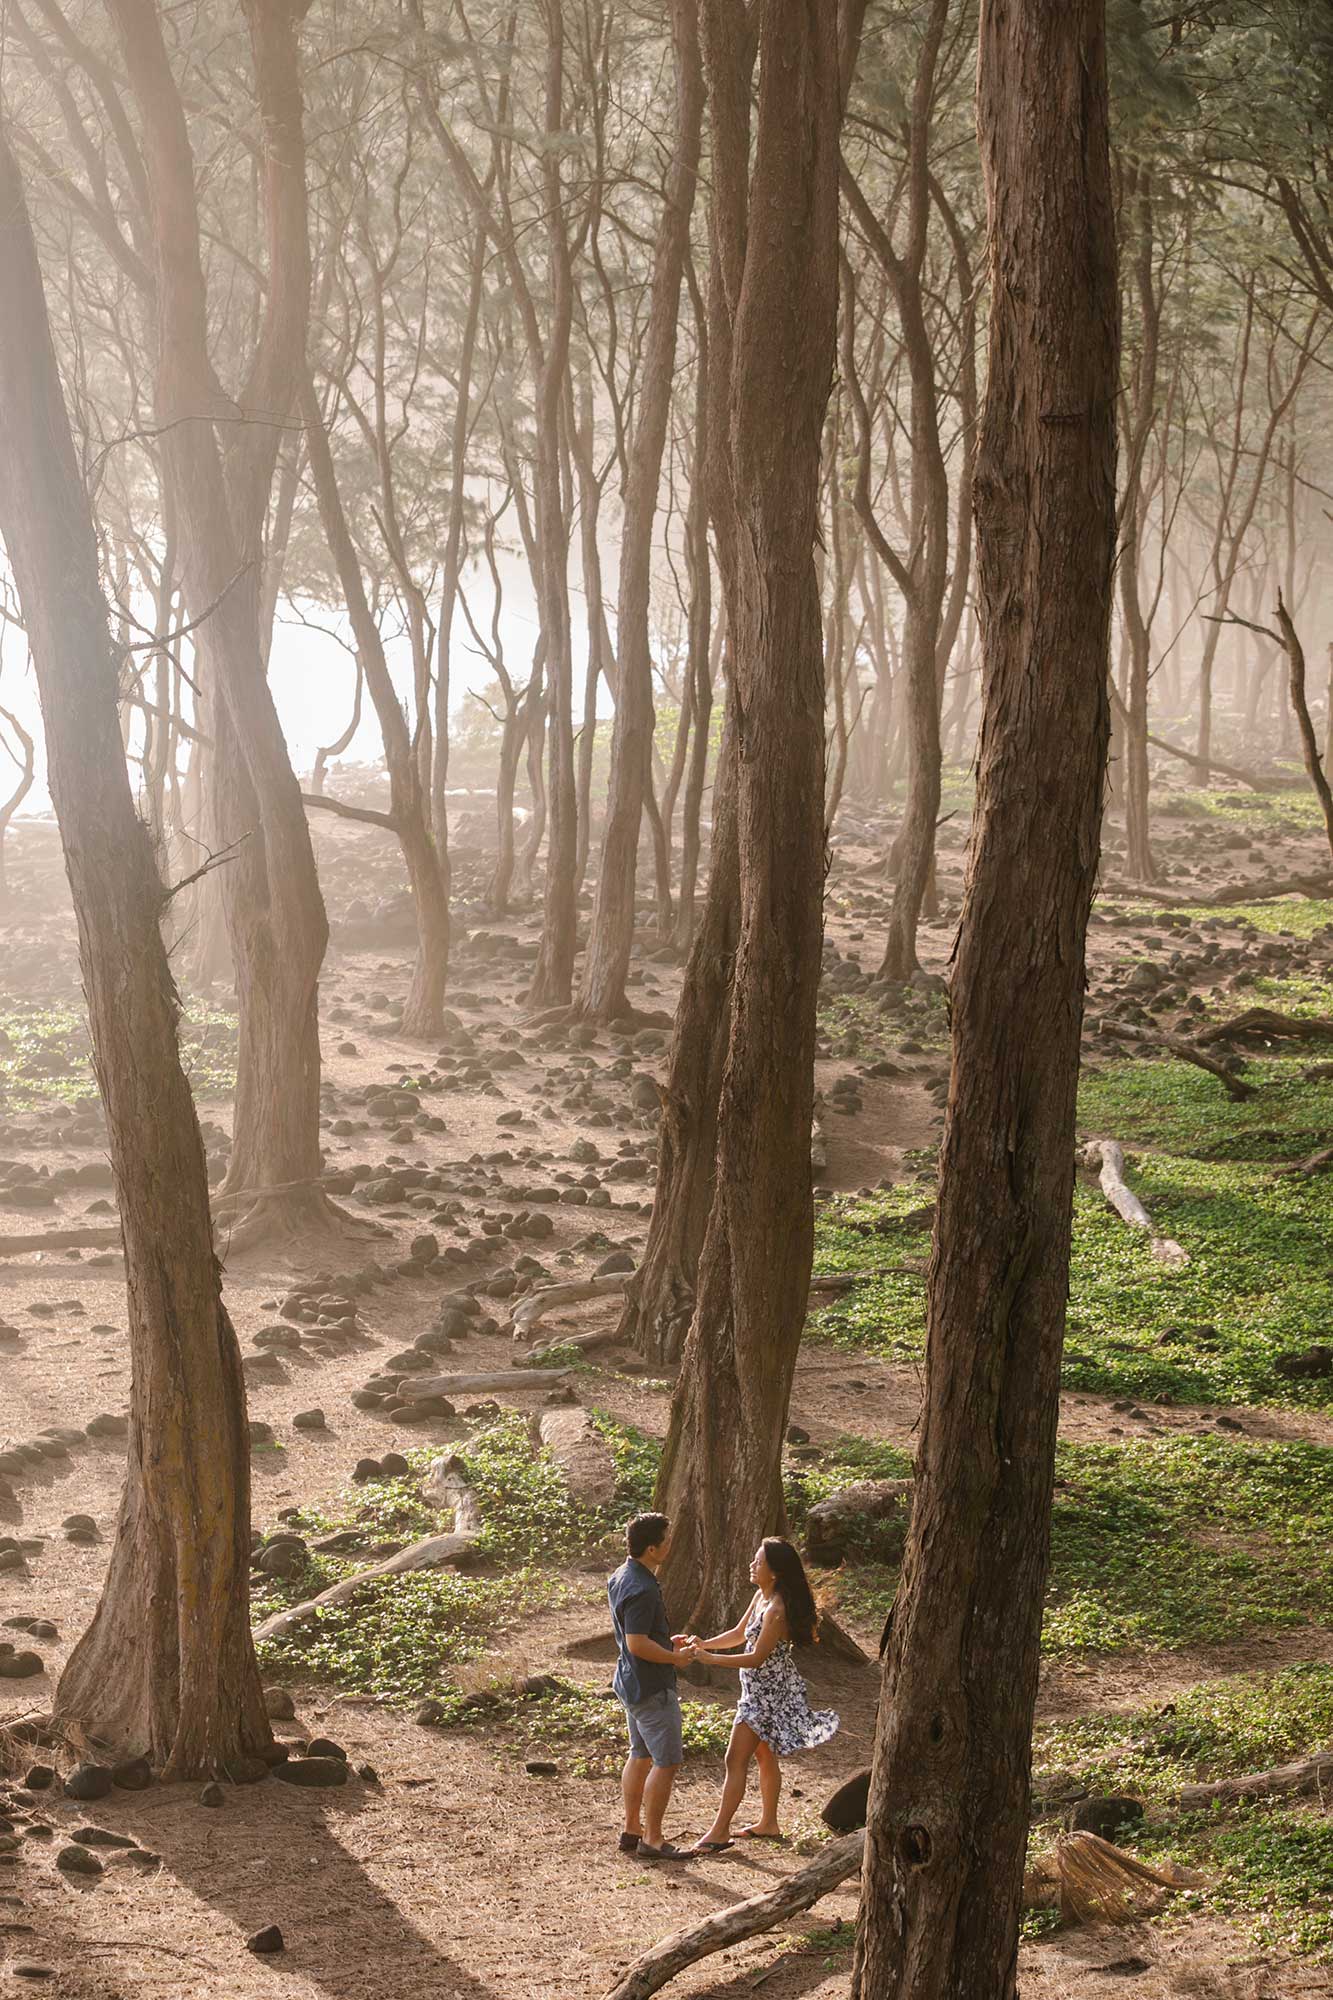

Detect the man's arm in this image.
[625,1631,686,1666]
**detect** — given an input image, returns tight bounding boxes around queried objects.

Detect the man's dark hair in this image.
[626,1513,670,1560]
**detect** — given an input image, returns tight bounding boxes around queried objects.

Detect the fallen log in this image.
[1078,1140,1188,1266]
[1100,873,1333,909]
[601,1830,1196,2000]
[254,1457,482,1644]
[0,1226,123,1256]
[602,1832,866,2000]
[509,1275,628,1338]
[396,1367,573,1399]
[528,1325,626,1368]
[807,1263,927,1294]
[1096,1019,1255,1101]
[534,1406,616,1507]
[1176,1751,1333,1811]
[1194,1007,1333,1047]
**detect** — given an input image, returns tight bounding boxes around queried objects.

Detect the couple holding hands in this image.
[607,1511,839,1861]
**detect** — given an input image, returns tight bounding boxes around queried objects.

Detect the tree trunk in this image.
[618,723,738,1367]
[580,0,703,1021]
[0,126,270,1779]
[525,0,579,1008]
[299,374,450,1036]
[852,3,1118,1993]
[655,0,852,1636]
[107,0,340,1248]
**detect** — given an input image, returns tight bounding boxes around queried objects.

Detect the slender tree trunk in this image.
[852,3,1118,1993]
[0,126,270,1779]
[525,0,579,1007]
[656,0,854,1636]
[580,0,703,1021]
[619,723,738,1366]
[299,375,450,1036]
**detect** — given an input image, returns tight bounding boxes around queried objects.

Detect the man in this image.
[608,1512,696,1861]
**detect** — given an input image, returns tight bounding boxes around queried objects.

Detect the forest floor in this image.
[4,779,1333,1997]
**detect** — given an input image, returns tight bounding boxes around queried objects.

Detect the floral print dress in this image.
[735,1597,840,1756]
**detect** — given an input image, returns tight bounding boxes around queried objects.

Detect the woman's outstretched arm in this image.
[694,1600,785,1671]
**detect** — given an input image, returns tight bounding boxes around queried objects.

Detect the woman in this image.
[687,1538,839,1853]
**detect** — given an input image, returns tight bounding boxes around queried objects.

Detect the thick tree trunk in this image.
[580,0,703,1021]
[852,3,1118,1994]
[0,128,269,1779]
[655,0,851,1636]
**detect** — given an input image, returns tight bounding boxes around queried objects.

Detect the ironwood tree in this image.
[0,122,270,1777]
[654,0,866,1633]
[852,1,1120,1994]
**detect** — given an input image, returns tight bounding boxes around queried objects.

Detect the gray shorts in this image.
[622,1686,684,1767]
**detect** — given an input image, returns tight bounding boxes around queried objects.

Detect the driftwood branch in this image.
[396,1367,574,1398]
[602,1832,866,2000]
[1097,1019,1255,1100]
[1194,1007,1333,1047]
[1176,1751,1333,1810]
[301,792,400,833]
[509,1275,629,1338]
[253,1456,482,1645]
[1079,1140,1188,1266]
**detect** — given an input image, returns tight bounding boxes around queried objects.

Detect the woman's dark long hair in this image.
[763,1537,820,1648]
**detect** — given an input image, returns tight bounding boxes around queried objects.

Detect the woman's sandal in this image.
[736,1828,786,1843]
[690,1839,734,1855]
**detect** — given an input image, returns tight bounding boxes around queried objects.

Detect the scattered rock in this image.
[55,1842,103,1876]
[247,1925,285,1955]
[273,1757,348,1789]
[1068,1796,1145,1841]
[199,1782,225,1807]
[110,1756,153,1792]
[62,1766,113,1803]
[263,1688,297,1721]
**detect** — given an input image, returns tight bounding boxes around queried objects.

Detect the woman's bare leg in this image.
[738,1742,782,1836]
[693,1720,760,1848]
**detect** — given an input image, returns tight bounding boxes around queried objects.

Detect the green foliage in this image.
[1035,1663,1333,1799]
[0,999,236,1106]
[818,1436,1333,1659]
[811,1047,1333,1408]
[256,1568,542,1703]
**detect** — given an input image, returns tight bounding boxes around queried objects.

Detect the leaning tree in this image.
[0,123,270,1778]
[852,0,1120,1993]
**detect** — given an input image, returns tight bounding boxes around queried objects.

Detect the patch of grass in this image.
[468,1676,735,1776]
[0,998,236,1106]
[254,1413,665,1707]
[1159,899,1333,938]
[1035,1662,1333,1800]
[819,1436,1333,1659]
[810,1071,1333,1408]
[1183,1809,1333,1960]
[256,1568,543,1702]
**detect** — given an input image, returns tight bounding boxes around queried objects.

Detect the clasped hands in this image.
[671,1631,707,1663]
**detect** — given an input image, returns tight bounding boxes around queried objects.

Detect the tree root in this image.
[215,1186,388,1258]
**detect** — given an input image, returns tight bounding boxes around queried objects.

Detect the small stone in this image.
[0,1652,43,1680]
[525,1760,559,1777]
[71,1827,138,1849]
[55,1842,103,1876]
[273,1757,348,1789]
[8,1965,57,1981]
[292,1408,326,1431]
[379,1452,411,1477]
[62,1765,113,1803]
[1068,1796,1145,1841]
[247,1925,285,1955]
[357,1764,379,1784]
[351,1457,382,1483]
[22,1766,54,1792]
[199,1782,225,1807]
[413,1698,447,1727]
[110,1756,153,1791]
[263,1687,297,1721]
[304,1737,346,1762]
